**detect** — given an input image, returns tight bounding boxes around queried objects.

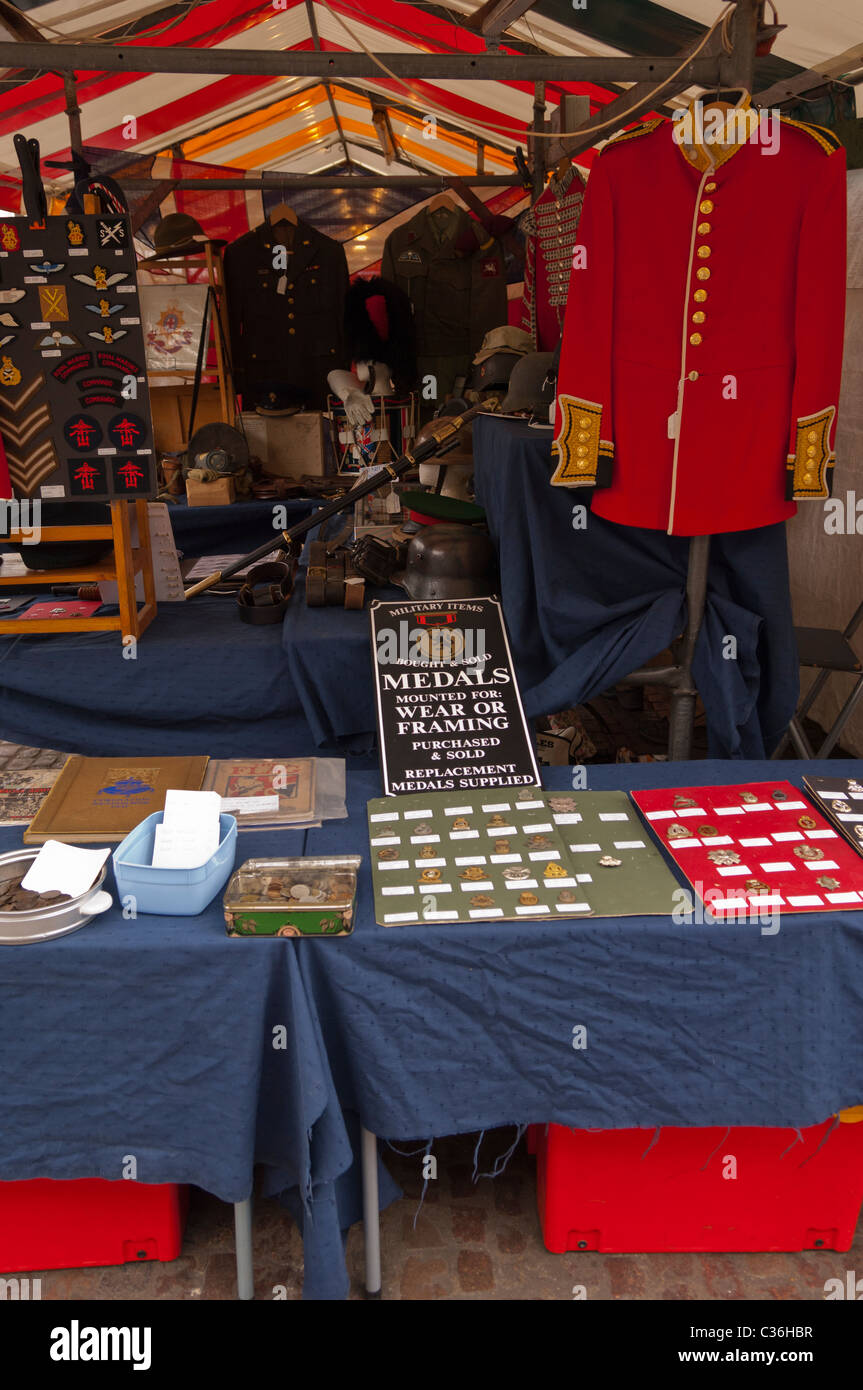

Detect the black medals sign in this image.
[369,597,541,796]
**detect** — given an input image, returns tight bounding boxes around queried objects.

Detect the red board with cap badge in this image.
[632,781,863,915]
[0,214,155,501]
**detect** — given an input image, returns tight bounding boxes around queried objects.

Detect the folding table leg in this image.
[234,1198,254,1300]
[361,1125,382,1298]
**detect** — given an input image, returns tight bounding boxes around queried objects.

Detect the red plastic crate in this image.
[535,1117,863,1253]
[0,1178,189,1273]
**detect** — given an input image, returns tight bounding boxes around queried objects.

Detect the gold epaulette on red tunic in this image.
[600,117,665,154]
[779,116,843,155]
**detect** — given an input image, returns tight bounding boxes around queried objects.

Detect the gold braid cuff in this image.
[786,406,835,500]
[551,395,613,488]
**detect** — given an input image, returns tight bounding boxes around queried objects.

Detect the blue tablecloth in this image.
[473,416,799,759]
[3,760,861,1299]
[169,498,314,557]
[281,584,401,751]
[0,594,312,757]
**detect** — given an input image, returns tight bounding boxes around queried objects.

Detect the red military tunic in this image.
[551,104,847,535]
[520,163,586,350]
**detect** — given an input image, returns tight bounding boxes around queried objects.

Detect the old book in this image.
[0,767,63,826]
[202,758,316,829]
[23,755,209,844]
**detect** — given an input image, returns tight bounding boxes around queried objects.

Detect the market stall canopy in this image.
[0,1,859,243]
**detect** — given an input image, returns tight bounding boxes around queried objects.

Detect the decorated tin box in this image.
[223,856,361,937]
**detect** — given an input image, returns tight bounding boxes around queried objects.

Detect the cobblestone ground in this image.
[18,1133,862,1301]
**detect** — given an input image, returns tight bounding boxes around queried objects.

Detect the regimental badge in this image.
[112,458,147,492]
[503,867,530,881]
[518,789,538,802]
[597,855,622,867]
[419,867,441,884]
[84,297,123,319]
[772,789,788,801]
[397,249,422,264]
[470,894,495,909]
[698,825,719,837]
[548,796,577,814]
[97,218,128,249]
[108,412,145,450]
[66,219,85,247]
[543,862,567,878]
[847,781,863,794]
[418,845,436,860]
[38,330,77,350]
[674,795,697,808]
[518,891,539,906]
[740,791,758,803]
[794,845,824,861]
[480,257,500,277]
[832,799,852,815]
[30,260,64,276]
[708,849,741,866]
[460,866,486,881]
[816,876,840,890]
[0,222,20,252]
[69,458,107,496]
[413,822,432,836]
[557,889,577,904]
[494,839,510,854]
[744,878,769,892]
[798,816,817,830]
[73,266,128,290]
[667,824,690,839]
[0,355,21,386]
[377,847,398,861]
[451,817,471,832]
[528,834,552,849]
[87,325,127,344]
[486,814,508,829]
[64,415,102,451]
[38,285,69,322]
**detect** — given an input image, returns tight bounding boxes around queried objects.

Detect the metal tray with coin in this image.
[223,856,361,937]
[0,848,113,945]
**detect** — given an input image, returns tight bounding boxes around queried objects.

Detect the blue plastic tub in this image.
[112,811,237,916]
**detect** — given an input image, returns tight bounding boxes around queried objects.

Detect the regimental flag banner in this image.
[0,214,155,501]
[369,596,541,797]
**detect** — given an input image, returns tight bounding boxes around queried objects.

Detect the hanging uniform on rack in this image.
[223,217,349,411]
[551,99,847,536]
[520,162,586,351]
[381,204,507,402]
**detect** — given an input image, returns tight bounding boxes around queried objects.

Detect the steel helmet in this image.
[501,352,556,415]
[396,523,498,600]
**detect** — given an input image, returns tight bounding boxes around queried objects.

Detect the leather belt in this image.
[237,561,293,625]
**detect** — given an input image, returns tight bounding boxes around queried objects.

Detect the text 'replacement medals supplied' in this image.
[368,596,541,797]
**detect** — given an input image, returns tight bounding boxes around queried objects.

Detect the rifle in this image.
[183,397,499,599]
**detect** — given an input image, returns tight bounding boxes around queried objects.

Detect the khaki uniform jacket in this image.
[381,207,508,360]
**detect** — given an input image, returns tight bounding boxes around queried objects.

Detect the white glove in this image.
[343,389,376,428]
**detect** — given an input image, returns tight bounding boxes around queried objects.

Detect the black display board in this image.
[0,213,156,501]
[369,596,541,796]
